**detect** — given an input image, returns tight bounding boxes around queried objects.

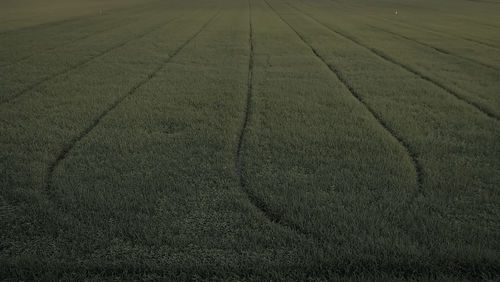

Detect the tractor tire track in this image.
[45,11,220,193]
[0,18,80,37]
[375,16,500,51]
[337,0,500,34]
[328,0,500,51]
[463,19,500,29]
[0,14,184,106]
[287,3,500,121]
[265,0,424,196]
[461,36,500,51]
[0,1,178,68]
[366,24,500,72]
[236,0,309,236]
[0,1,158,37]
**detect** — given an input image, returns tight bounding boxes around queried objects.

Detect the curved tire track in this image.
[0,14,183,105]
[45,11,220,193]
[287,2,500,121]
[236,0,310,236]
[265,0,424,195]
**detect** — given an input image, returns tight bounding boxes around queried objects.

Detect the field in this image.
[1,0,499,280]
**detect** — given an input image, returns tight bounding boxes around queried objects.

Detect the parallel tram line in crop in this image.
[45,10,221,194]
[392,0,500,29]
[0,0,160,36]
[380,16,500,50]
[0,18,78,36]
[285,1,500,121]
[0,13,185,105]
[365,24,500,72]
[1,0,500,279]
[334,0,500,46]
[460,19,500,29]
[371,15,500,51]
[331,0,500,50]
[0,1,186,68]
[461,36,500,50]
[1,15,137,68]
[264,0,424,195]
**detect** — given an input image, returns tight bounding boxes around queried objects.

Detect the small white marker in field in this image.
[394,9,398,15]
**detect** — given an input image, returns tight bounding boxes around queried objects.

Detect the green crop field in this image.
[1,0,499,280]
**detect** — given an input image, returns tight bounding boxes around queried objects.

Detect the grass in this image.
[1,0,499,280]
[0,0,158,32]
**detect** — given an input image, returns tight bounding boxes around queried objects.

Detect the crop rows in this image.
[1,0,499,280]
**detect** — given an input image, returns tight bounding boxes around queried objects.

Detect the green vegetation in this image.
[1,0,499,280]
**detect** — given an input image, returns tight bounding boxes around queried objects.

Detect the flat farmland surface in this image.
[0,0,158,32]
[1,0,499,280]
